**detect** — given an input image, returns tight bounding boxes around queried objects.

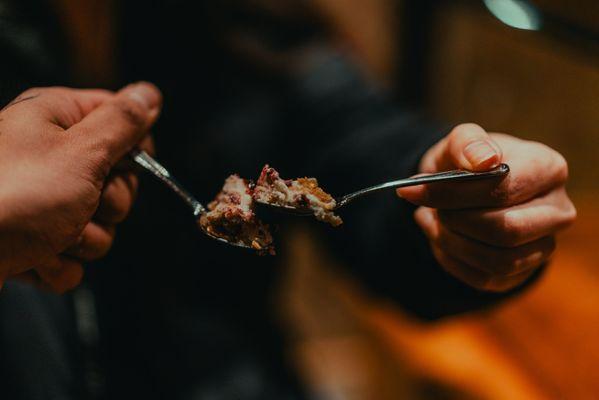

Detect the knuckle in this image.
[89,230,115,260]
[104,203,130,225]
[111,202,130,223]
[2,88,44,112]
[492,175,528,206]
[482,279,516,293]
[495,213,525,247]
[22,86,67,100]
[20,86,46,97]
[552,151,569,183]
[93,241,113,259]
[102,181,135,223]
[485,269,535,293]
[480,278,500,292]
[474,246,523,277]
[504,237,554,274]
[489,184,512,206]
[500,253,532,275]
[485,251,519,275]
[563,202,577,225]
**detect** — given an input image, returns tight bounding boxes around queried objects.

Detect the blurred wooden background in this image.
[279,1,599,399]
[56,0,598,398]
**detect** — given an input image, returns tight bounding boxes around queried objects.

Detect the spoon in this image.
[130,149,253,249]
[255,164,510,215]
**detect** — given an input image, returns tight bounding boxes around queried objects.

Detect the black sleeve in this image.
[280,48,541,319]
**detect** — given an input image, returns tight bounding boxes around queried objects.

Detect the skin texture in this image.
[397,123,576,292]
[0,83,162,292]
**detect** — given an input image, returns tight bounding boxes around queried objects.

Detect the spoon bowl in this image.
[131,149,254,250]
[255,164,510,215]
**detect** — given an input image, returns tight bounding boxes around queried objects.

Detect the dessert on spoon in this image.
[199,174,274,255]
[132,151,509,256]
[253,164,509,216]
[253,165,342,226]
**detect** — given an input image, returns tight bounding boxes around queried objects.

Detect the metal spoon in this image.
[130,149,253,249]
[255,164,510,215]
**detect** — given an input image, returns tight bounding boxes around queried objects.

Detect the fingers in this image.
[402,125,573,291]
[415,207,552,291]
[69,82,162,175]
[94,172,138,224]
[437,188,577,247]
[32,206,122,292]
[64,223,115,262]
[416,207,554,277]
[431,245,536,292]
[397,134,568,209]
[34,256,84,294]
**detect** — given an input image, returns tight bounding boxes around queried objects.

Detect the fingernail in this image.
[463,140,498,168]
[126,82,161,110]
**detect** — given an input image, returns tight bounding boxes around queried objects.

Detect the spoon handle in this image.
[337,163,509,207]
[130,149,206,216]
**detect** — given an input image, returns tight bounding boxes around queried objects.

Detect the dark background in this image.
[0,1,597,399]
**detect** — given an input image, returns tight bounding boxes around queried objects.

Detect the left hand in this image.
[0,83,161,292]
[397,123,576,292]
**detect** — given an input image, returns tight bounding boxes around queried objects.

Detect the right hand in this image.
[397,124,575,292]
[0,82,162,292]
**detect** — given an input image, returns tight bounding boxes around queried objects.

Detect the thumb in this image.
[69,82,162,172]
[446,123,502,171]
[396,123,501,203]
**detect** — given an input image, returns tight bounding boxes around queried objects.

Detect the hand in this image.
[397,123,576,292]
[0,83,162,292]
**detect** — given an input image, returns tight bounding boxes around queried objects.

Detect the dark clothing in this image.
[0,282,83,400]
[0,1,540,399]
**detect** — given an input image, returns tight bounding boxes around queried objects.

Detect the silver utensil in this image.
[130,149,252,249]
[255,164,510,215]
